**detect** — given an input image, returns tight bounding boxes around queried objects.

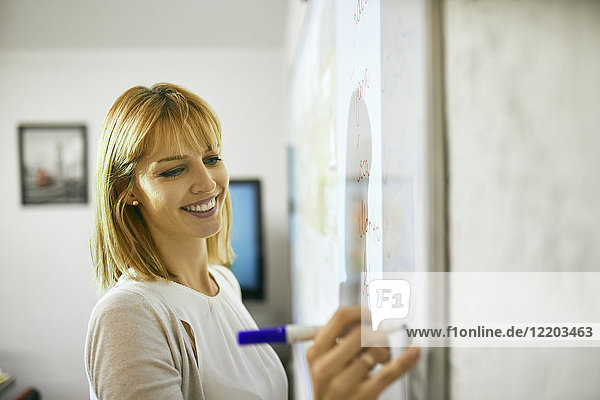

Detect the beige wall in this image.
[444,1,600,399]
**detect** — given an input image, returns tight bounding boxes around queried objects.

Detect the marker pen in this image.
[238,325,321,345]
[238,324,409,346]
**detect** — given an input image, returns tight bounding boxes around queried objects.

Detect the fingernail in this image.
[407,347,420,360]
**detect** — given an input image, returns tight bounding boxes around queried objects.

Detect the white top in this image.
[150,265,288,399]
[85,265,288,400]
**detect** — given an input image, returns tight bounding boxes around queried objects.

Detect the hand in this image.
[306,306,420,400]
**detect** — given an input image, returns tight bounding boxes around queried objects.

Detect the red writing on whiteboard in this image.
[356,68,370,101]
[360,252,370,297]
[361,262,372,297]
[358,158,370,182]
[354,68,370,127]
[353,0,371,24]
[358,201,382,241]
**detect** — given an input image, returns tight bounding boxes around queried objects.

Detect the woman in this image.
[85,83,420,399]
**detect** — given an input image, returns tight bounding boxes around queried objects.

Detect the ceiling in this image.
[0,0,288,49]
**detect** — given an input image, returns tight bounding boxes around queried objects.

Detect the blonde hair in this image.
[92,82,234,290]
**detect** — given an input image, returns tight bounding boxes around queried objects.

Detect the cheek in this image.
[214,164,229,191]
[137,177,170,210]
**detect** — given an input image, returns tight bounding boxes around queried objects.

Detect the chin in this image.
[197,222,223,239]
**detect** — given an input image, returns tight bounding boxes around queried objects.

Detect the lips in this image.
[181,195,218,209]
[180,194,219,218]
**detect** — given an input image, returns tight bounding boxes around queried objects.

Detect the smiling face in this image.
[93,83,234,289]
[133,138,230,243]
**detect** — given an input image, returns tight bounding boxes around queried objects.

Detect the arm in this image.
[85,289,186,400]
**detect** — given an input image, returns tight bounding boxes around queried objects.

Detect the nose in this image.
[190,162,217,194]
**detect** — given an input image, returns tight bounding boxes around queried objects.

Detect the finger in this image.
[308,307,363,359]
[310,326,363,382]
[346,348,392,383]
[360,327,390,348]
[355,347,421,399]
[321,347,390,400]
[319,325,391,375]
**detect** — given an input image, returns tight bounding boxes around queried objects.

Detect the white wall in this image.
[284,0,309,74]
[444,1,600,399]
[0,48,288,399]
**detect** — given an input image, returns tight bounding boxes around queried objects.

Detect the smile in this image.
[180,195,218,218]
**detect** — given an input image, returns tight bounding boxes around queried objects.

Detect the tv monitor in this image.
[228,179,265,300]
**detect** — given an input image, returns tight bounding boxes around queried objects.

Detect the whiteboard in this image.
[289,0,446,398]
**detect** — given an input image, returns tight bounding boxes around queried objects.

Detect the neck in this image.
[150,231,219,296]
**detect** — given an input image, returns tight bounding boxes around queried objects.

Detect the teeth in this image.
[183,198,216,213]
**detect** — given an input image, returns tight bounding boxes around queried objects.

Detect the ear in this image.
[116,178,139,206]
[125,193,139,206]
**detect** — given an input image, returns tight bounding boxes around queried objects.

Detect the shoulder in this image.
[85,280,185,373]
[209,265,242,299]
[91,281,163,314]
[85,281,194,399]
[87,281,177,336]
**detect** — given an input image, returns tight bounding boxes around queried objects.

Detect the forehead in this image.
[141,118,220,161]
[140,145,214,166]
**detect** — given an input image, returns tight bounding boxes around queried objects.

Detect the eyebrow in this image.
[155,148,216,164]
[157,155,188,163]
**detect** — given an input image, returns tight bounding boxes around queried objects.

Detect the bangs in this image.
[141,89,222,158]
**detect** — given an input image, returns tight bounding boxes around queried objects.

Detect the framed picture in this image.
[18,124,88,205]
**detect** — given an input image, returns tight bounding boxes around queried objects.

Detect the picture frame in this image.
[18,124,88,205]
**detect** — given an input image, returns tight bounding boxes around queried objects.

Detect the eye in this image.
[204,156,222,166]
[160,167,184,178]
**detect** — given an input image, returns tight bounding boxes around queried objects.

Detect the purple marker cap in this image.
[238,326,287,345]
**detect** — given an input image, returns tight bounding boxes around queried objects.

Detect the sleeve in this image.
[85,289,185,400]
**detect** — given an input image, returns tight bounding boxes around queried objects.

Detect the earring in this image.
[132,200,139,206]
